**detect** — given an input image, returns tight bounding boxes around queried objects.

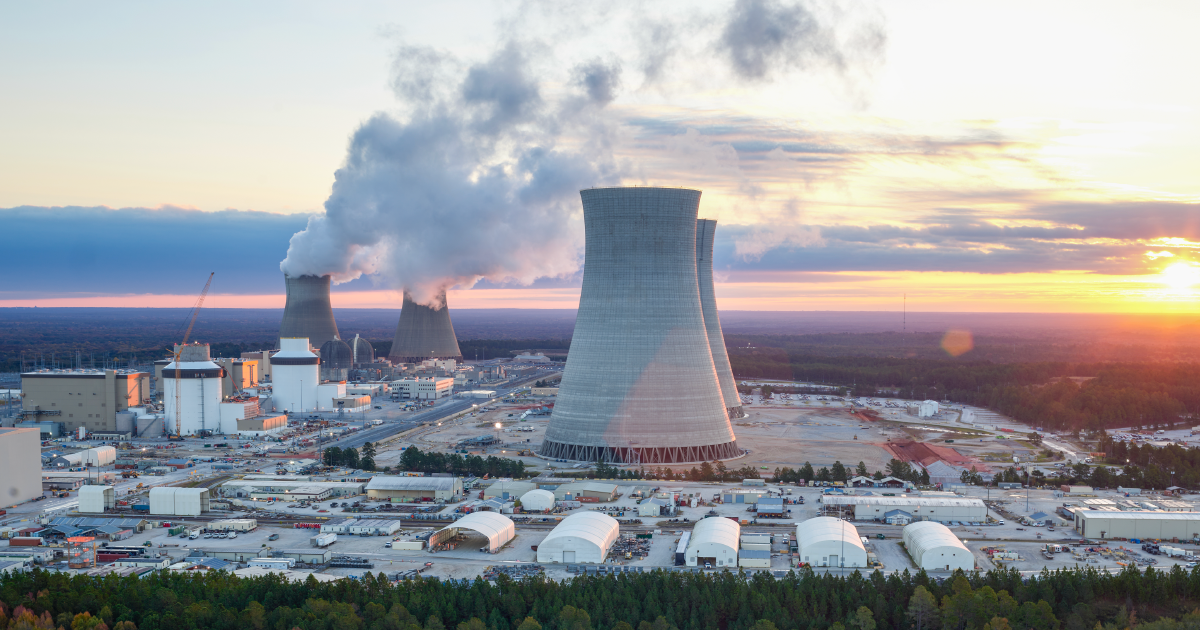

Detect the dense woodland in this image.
[6,565,1200,630]
[396,446,530,479]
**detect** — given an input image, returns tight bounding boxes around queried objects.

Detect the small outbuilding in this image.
[536,511,620,564]
[430,511,515,553]
[738,549,771,569]
[483,481,536,500]
[78,486,116,514]
[795,517,868,568]
[902,521,973,572]
[685,517,740,568]
[520,489,555,512]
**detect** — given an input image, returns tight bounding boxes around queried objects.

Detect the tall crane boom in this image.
[173,273,214,439]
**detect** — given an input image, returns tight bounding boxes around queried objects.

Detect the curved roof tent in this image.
[686,516,741,567]
[795,516,869,568]
[902,521,973,572]
[520,489,555,512]
[431,512,515,553]
[536,511,620,564]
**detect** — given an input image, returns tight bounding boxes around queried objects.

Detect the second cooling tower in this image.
[541,187,739,464]
[387,290,463,363]
[697,219,745,419]
[279,274,341,350]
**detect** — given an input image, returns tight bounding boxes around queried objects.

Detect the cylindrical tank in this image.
[697,219,745,419]
[162,343,224,436]
[116,411,135,434]
[387,291,463,363]
[77,426,87,440]
[279,274,341,351]
[271,338,320,414]
[540,187,739,464]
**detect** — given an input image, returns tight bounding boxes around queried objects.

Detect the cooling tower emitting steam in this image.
[388,291,463,364]
[697,219,745,420]
[278,274,341,351]
[541,187,740,464]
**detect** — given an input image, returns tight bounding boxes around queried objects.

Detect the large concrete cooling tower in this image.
[387,291,463,363]
[279,274,341,350]
[697,219,745,420]
[540,187,739,464]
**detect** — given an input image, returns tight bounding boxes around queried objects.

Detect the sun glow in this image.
[1159,262,1200,292]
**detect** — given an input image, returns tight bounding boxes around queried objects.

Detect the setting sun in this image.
[1160,262,1200,292]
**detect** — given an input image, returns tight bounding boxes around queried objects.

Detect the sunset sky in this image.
[2,1,1199,312]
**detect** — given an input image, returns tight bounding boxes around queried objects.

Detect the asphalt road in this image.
[325,373,556,451]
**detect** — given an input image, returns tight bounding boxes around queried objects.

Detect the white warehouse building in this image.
[685,516,740,568]
[536,511,620,564]
[78,486,116,513]
[821,495,987,523]
[149,487,210,516]
[1074,511,1200,539]
[902,521,974,572]
[796,517,869,568]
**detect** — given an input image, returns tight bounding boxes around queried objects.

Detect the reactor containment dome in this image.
[540,187,739,464]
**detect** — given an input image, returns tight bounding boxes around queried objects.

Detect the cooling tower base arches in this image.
[539,439,742,465]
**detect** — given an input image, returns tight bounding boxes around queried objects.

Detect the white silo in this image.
[162,343,224,436]
[270,338,319,414]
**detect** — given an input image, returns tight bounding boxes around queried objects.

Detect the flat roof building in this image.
[821,495,987,522]
[483,481,537,500]
[366,476,462,502]
[0,427,42,508]
[1074,511,1200,539]
[20,370,150,434]
[553,482,619,502]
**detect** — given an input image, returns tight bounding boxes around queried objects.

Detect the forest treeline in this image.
[397,446,529,479]
[6,565,1200,630]
[728,346,1200,433]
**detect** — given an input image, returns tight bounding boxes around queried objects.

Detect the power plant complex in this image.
[540,187,741,464]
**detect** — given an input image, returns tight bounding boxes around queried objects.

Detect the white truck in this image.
[372,419,383,426]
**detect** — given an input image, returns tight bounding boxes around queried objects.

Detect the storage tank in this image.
[387,291,462,363]
[278,274,341,351]
[115,411,135,434]
[696,219,744,419]
[77,427,87,440]
[270,338,320,414]
[540,187,739,464]
[162,343,224,436]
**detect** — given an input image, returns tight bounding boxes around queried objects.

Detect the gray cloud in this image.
[719,0,838,80]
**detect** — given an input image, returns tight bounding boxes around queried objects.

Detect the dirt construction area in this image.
[732,406,896,472]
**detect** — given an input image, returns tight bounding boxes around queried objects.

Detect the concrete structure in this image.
[214,358,259,398]
[553,482,619,502]
[162,343,224,436]
[820,495,987,522]
[365,476,463,502]
[536,511,620,564]
[149,487,209,516]
[0,428,43,507]
[240,349,279,380]
[902,521,973,572]
[430,511,514,553]
[520,489,556,512]
[542,187,739,464]
[795,517,868,568]
[696,219,744,420]
[1074,511,1200,539]
[390,378,453,400]
[685,516,740,567]
[78,486,116,513]
[279,274,341,351]
[483,481,536,500]
[349,334,374,365]
[20,369,150,434]
[271,338,320,414]
[388,291,463,363]
[315,382,346,410]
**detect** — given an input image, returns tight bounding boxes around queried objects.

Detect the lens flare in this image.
[941,329,974,357]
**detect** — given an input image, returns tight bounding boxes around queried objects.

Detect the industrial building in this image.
[685,516,741,567]
[214,358,259,397]
[795,517,868,568]
[390,378,454,400]
[234,412,288,437]
[737,550,771,569]
[218,479,364,500]
[47,445,116,468]
[696,219,744,420]
[1073,511,1200,539]
[536,511,620,564]
[902,522,973,572]
[0,427,42,507]
[20,369,150,435]
[820,495,988,523]
[388,291,463,364]
[78,486,115,513]
[430,511,514,553]
[520,489,555,512]
[279,274,341,351]
[542,187,739,464]
[270,338,320,414]
[162,343,225,436]
[553,482,619,502]
[365,476,463,502]
[483,481,537,500]
[149,487,210,516]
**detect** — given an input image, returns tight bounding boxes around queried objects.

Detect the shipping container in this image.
[9,537,42,547]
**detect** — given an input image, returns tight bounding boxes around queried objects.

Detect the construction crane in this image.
[170,273,214,440]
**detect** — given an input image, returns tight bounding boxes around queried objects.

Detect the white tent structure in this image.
[78,486,115,513]
[685,516,740,567]
[520,489,555,512]
[795,517,868,568]
[536,512,620,564]
[430,512,515,553]
[902,521,973,572]
[149,487,210,516]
